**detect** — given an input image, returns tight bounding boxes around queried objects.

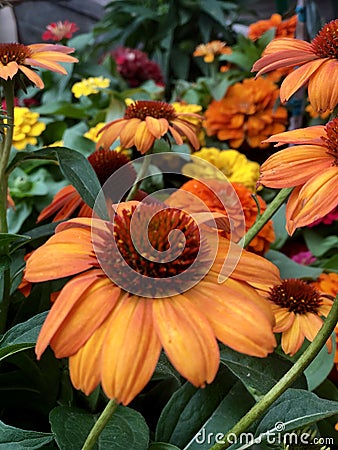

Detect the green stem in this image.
[209,294,338,450]
[126,153,152,201]
[0,80,15,334]
[239,187,293,248]
[81,399,118,450]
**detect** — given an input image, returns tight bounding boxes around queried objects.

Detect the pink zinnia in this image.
[42,21,79,42]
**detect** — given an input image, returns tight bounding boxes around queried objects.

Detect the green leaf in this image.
[148,444,181,450]
[265,249,323,279]
[0,233,30,248]
[220,347,307,396]
[0,312,47,361]
[270,204,289,250]
[304,334,335,391]
[155,366,239,448]
[7,202,33,234]
[303,228,338,257]
[0,421,54,449]
[33,101,87,119]
[50,405,149,450]
[255,388,338,438]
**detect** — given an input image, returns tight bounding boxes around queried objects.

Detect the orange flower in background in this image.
[193,40,232,63]
[166,179,275,255]
[203,77,288,149]
[0,42,78,89]
[268,278,334,356]
[37,149,134,223]
[97,100,202,154]
[24,201,280,405]
[252,19,338,112]
[248,13,297,41]
[259,118,338,235]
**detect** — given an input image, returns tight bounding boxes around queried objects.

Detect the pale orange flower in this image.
[268,278,334,356]
[24,202,279,405]
[203,77,288,149]
[248,13,297,41]
[97,100,202,154]
[0,42,78,89]
[259,118,338,235]
[193,40,232,63]
[252,19,338,112]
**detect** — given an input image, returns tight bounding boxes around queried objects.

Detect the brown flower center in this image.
[0,43,32,66]
[95,204,211,296]
[268,279,322,314]
[320,118,338,163]
[124,100,177,121]
[88,149,135,185]
[311,19,338,58]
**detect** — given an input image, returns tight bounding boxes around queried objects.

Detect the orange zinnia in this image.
[37,149,134,223]
[0,42,78,89]
[24,201,279,405]
[268,278,334,356]
[193,40,231,63]
[96,100,202,154]
[203,77,288,149]
[166,179,275,255]
[259,118,338,235]
[252,19,338,112]
[248,13,297,41]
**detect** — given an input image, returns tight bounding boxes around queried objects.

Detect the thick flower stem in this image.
[126,153,152,201]
[0,80,15,334]
[209,294,338,450]
[239,187,293,248]
[81,399,118,450]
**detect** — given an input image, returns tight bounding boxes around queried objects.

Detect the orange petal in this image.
[119,118,140,148]
[145,116,169,138]
[37,185,82,222]
[171,120,200,149]
[281,314,304,356]
[134,121,155,154]
[19,64,44,88]
[69,320,109,395]
[50,274,120,357]
[308,59,338,112]
[286,167,338,234]
[35,269,111,358]
[259,145,332,188]
[262,125,325,146]
[152,294,220,387]
[273,307,295,332]
[279,59,325,103]
[0,61,19,79]
[190,279,276,357]
[101,296,161,405]
[25,225,96,282]
[96,119,126,149]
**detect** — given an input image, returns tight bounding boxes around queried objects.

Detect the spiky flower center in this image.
[269,279,322,314]
[95,204,210,296]
[0,43,31,66]
[88,149,134,185]
[311,19,338,58]
[124,100,177,121]
[321,118,338,163]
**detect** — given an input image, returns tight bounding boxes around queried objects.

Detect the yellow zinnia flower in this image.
[11,107,46,150]
[84,122,107,143]
[182,147,260,191]
[71,77,110,98]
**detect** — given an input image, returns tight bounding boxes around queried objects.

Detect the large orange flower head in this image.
[268,278,334,356]
[24,200,280,405]
[0,42,78,89]
[259,117,338,235]
[203,77,288,149]
[252,19,338,112]
[37,149,135,223]
[96,100,202,154]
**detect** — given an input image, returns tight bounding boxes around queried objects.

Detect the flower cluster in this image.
[71,76,110,98]
[11,107,46,150]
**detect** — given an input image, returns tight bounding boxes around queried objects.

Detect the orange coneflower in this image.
[24,201,280,405]
[96,100,202,154]
[203,77,288,149]
[166,179,275,255]
[268,278,334,356]
[258,118,338,235]
[0,42,78,89]
[37,149,135,223]
[252,19,338,112]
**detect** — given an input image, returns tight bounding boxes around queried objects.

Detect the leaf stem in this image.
[81,399,118,450]
[239,187,293,248]
[208,294,338,450]
[126,153,152,201]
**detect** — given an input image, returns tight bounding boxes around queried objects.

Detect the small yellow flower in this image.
[84,123,107,143]
[182,147,260,191]
[47,140,64,147]
[11,107,46,150]
[71,77,110,98]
